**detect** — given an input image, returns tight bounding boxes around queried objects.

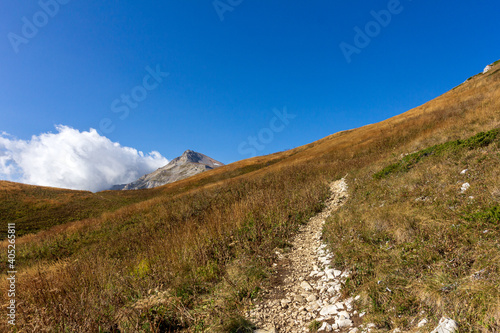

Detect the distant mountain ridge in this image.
[113,150,224,190]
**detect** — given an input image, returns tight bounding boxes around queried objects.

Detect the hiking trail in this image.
[246,178,374,333]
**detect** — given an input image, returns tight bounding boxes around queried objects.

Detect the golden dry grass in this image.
[324,129,500,331]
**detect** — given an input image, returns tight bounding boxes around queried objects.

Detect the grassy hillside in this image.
[1,60,499,332]
[324,128,500,331]
[0,181,157,238]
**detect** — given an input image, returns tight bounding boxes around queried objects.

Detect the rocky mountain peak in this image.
[171,150,223,168]
[112,150,224,190]
[178,150,203,163]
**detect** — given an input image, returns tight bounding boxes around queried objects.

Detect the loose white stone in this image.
[338,310,350,319]
[430,317,458,333]
[337,318,353,328]
[306,294,317,302]
[318,322,333,332]
[301,281,313,291]
[319,305,338,316]
[460,169,468,175]
[310,301,320,311]
[418,318,429,327]
[460,182,470,193]
[329,296,339,304]
[334,302,344,310]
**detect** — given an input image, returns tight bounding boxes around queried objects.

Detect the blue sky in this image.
[1,1,499,190]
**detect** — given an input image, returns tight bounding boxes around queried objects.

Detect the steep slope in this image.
[0,60,499,332]
[120,150,224,190]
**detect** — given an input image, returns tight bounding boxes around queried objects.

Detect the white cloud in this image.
[0,125,168,192]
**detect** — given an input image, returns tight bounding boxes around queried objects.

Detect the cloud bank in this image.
[0,125,168,192]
